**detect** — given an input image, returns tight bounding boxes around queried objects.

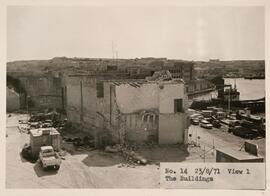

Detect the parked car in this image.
[232,126,259,139]
[201,110,213,118]
[40,120,53,128]
[200,120,213,129]
[190,118,200,125]
[190,113,204,120]
[28,122,40,129]
[204,117,213,123]
[212,120,221,128]
[39,146,61,170]
[216,111,226,119]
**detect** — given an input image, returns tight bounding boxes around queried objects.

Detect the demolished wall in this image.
[7,72,63,111]
[65,76,117,146]
[6,87,20,112]
[65,76,189,145]
[113,81,188,144]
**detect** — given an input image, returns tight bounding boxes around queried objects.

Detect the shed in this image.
[216,148,264,162]
[30,128,61,158]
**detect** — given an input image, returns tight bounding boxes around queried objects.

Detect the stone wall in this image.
[65,76,189,145]
[122,111,159,143]
[6,87,20,112]
[158,82,188,144]
[7,73,63,110]
[158,113,186,144]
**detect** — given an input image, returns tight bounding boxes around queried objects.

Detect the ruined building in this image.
[6,58,213,112]
[7,72,64,111]
[65,71,189,145]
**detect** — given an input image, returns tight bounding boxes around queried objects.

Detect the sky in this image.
[7,6,265,61]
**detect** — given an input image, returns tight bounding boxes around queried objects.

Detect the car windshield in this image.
[42,149,55,157]
[201,120,209,124]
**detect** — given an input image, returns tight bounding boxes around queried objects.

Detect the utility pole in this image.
[112,41,115,59]
[115,50,118,66]
[204,145,206,162]
[26,95,30,121]
[228,86,231,113]
[212,139,215,154]
[196,127,198,146]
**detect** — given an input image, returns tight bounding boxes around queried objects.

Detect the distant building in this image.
[185,79,214,95]
[209,59,220,62]
[194,67,209,78]
[65,74,189,146]
[167,61,195,81]
[165,61,215,97]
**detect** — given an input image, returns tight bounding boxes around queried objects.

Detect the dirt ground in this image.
[6,125,161,188]
[6,113,265,188]
[6,113,187,188]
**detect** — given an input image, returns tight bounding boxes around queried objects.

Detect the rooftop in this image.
[217,147,263,161]
[104,79,184,87]
[30,128,59,137]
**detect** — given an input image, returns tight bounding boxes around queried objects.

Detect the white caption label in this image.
[160,163,265,189]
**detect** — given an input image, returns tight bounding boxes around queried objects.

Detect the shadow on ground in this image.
[61,142,125,167]
[33,162,59,177]
[82,150,125,167]
[81,145,190,167]
[138,145,190,163]
[19,151,37,164]
[19,152,28,163]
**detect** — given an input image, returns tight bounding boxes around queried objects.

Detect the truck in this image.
[39,146,61,170]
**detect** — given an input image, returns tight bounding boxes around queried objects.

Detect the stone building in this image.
[186,79,215,95]
[167,61,195,81]
[65,73,189,146]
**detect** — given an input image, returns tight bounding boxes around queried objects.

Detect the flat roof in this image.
[202,110,213,112]
[30,128,59,137]
[103,79,184,86]
[216,147,263,161]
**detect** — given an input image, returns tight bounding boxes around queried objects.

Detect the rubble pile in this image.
[18,111,148,167]
[105,144,148,166]
[18,111,66,134]
[62,136,95,150]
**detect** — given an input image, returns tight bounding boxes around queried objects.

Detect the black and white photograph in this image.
[4,1,267,190]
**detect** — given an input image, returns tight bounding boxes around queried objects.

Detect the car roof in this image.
[201,120,210,123]
[40,146,53,151]
[190,114,202,117]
